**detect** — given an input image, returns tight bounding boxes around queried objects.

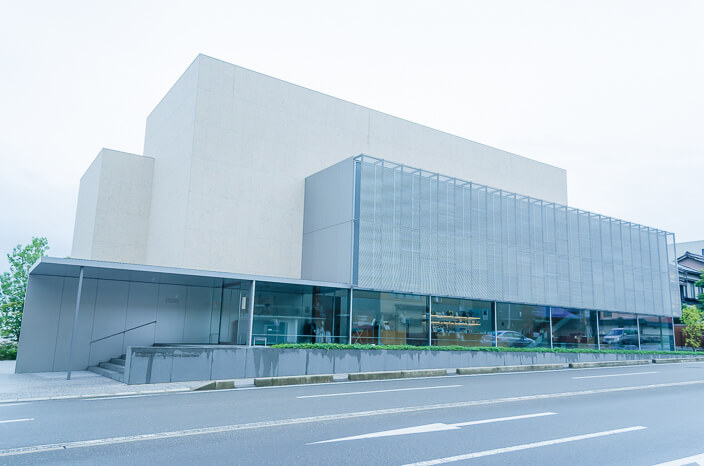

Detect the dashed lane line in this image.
[403,426,647,465]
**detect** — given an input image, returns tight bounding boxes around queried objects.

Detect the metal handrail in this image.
[90,320,157,344]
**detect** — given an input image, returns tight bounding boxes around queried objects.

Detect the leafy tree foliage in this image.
[696,272,704,310]
[681,304,704,349]
[0,237,49,342]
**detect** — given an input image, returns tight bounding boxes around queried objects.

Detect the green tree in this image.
[695,272,704,310]
[0,237,49,342]
[681,304,704,349]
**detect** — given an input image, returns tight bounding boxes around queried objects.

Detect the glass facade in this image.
[495,303,551,348]
[639,316,674,351]
[251,282,349,345]
[351,291,428,345]
[219,281,250,345]
[551,308,598,349]
[430,298,493,347]
[240,283,675,350]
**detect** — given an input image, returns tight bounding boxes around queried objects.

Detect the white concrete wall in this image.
[71,149,153,264]
[71,155,101,260]
[143,58,200,269]
[156,54,567,279]
[73,54,568,280]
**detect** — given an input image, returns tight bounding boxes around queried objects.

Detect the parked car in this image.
[602,328,639,347]
[481,331,536,348]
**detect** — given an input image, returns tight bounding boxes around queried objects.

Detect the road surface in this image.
[2,361,704,465]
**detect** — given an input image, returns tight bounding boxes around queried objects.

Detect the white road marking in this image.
[573,371,658,379]
[0,379,699,457]
[0,403,30,407]
[403,426,647,465]
[298,385,462,399]
[0,418,33,424]
[84,394,157,401]
[654,452,704,465]
[309,412,556,444]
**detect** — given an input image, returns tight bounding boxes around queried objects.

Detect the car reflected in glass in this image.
[480,331,536,347]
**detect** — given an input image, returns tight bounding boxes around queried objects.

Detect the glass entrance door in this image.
[219,282,250,344]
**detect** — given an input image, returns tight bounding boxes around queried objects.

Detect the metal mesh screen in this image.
[352,156,678,317]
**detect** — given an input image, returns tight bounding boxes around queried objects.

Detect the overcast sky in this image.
[1,1,702,272]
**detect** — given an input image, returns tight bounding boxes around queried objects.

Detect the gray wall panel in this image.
[154,284,187,343]
[15,276,64,372]
[88,280,130,366]
[183,286,214,343]
[122,282,159,353]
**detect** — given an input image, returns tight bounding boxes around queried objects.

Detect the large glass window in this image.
[550,308,598,349]
[430,298,493,347]
[495,303,551,348]
[599,312,639,349]
[219,281,250,345]
[251,283,349,345]
[352,291,428,346]
[638,315,674,351]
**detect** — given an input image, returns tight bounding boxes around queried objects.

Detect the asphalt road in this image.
[2,362,704,465]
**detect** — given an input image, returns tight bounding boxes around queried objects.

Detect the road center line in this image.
[403,426,647,465]
[573,371,657,379]
[0,419,33,424]
[0,379,699,457]
[297,385,462,398]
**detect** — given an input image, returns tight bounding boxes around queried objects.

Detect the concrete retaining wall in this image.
[123,346,694,385]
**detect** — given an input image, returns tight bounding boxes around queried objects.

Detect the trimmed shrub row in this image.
[271,343,700,357]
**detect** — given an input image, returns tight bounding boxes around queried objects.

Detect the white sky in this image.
[1,1,702,272]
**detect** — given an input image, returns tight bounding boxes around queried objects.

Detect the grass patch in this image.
[0,342,17,360]
[270,343,701,356]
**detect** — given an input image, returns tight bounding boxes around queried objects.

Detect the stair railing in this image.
[90,321,157,345]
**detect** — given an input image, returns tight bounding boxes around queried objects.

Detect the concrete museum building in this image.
[16,55,681,383]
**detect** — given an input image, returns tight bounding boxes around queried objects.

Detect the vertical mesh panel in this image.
[353,157,677,316]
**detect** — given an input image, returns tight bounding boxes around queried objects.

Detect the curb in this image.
[254,375,334,387]
[568,360,650,369]
[347,369,448,381]
[652,357,704,364]
[456,364,565,375]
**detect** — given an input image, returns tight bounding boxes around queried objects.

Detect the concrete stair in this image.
[88,355,126,383]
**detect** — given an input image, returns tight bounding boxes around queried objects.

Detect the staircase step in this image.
[109,357,125,366]
[88,365,124,383]
[99,361,125,373]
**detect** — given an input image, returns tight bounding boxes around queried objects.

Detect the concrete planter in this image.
[123,346,692,385]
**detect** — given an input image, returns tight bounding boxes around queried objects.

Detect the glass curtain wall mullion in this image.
[596,310,601,350]
[251,282,350,345]
[349,288,354,344]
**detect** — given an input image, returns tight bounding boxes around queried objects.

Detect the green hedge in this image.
[270,343,700,356]
[0,342,17,360]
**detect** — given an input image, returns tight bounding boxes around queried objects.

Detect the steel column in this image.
[247,280,256,346]
[66,266,84,381]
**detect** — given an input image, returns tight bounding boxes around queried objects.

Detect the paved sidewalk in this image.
[0,361,203,403]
